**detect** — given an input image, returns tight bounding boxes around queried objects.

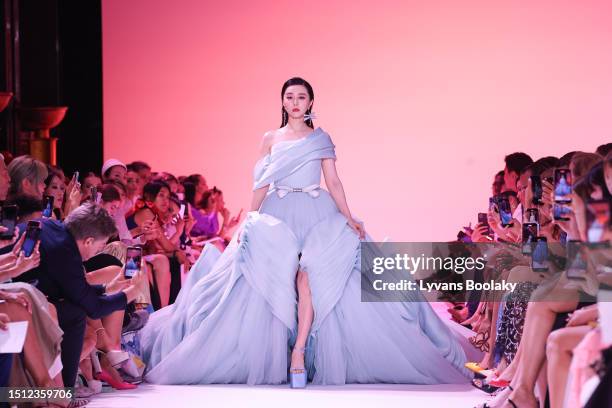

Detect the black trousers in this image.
[53,300,86,387]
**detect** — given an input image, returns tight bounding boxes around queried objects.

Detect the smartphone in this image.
[553,203,572,221]
[497,196,514,227]
[530,175,543,205]
[554,168,572,203]
[73,171,79,182]
[182,202,190,220]
[22,220,42,257]
[525,208,539,224]
[90,186,97,203]
[477,212,491,236]
[531,236,549,272]
[179,204,186,219]
[42,195,54,218]
[566,240,587,280]
[586,199,611,244]
[522,222,539,254]
[489,196,497,212]
[0,205,18,240]
[124,246,143,279]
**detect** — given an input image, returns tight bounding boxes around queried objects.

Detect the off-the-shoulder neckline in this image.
[270,127,322,151]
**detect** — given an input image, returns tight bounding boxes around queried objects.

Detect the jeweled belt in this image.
[274,184,320,198]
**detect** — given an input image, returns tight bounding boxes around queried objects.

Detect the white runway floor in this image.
[88,303,488,407]
[88,383,488,408]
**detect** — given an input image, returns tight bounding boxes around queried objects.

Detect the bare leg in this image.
[546,325,589,408]
[101,310,124,350]
[85,265,121,285]
[479,301,500,368]
[0,302,53,387]
[504,298,578,408]
[291,270,313,370]
[150,254,171,308]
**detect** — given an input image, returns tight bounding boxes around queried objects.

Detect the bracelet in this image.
[95,327,106,334]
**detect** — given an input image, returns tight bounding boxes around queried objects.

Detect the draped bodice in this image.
[252,127,336,191]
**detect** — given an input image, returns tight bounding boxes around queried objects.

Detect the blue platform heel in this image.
[289,347,307,388]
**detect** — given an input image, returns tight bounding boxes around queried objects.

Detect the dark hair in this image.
[127,161,151,173]
[281,77,314,129]
[558,151,577,168]
[184,174,203,185]
[200,190,214,209]
[110,179,127,194]
[64,202,117,241]
[6,194,43,219]
[504,152,533,175]
[524,156,559,177]
[586,161,611,199]
[100,183,121,203]
[142,181,170,202]
[169,192,181,207]
[182,181,197,207]
[596,143,612,157]
[83,171,100,180]
[44,165,64,188]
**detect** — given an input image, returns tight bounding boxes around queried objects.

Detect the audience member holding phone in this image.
[13,203,145,388]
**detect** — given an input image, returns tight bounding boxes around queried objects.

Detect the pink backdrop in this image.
[102,0,612,241]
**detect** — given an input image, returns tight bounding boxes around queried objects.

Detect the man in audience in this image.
[14,203,144,387]
[503,152,533,193]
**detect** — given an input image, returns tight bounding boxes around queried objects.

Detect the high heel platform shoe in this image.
[289,347,307,388]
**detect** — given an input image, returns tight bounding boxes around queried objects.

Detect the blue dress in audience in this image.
[141,127,472,385]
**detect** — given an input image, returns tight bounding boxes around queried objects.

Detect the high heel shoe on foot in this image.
[289,347,307,388]
[95,369,137,390]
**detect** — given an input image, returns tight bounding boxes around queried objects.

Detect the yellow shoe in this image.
[464,362,484,373]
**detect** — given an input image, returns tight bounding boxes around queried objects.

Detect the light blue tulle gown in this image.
[141,127,474,385]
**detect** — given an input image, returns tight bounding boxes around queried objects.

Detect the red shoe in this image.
[488,378,510,388]
[95,369,137,390]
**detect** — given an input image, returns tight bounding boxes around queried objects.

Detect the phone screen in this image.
[554,169,572,203]
[477,212,490,235]
[530,175,543,205]
[586,200,611,244]
[497,197,513,227]
[22,221,42,257]
[42,195,54,218]
[531,237,549,272]
[0,205,18,239]
[566,240,587,280]
[125,247,143,278]
[525,208,539,224]
[553,203,572,221]
[522,223,538,254]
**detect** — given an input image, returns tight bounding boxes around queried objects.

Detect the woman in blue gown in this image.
[140,77,473,386]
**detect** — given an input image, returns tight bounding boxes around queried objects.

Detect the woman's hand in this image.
[64,176,82,215]
[470,224,493,243]
[566,307,597,327]
[106,268,132,294]
[348,218,365,240]
[0,226,19,250]
[0,313,10,331]
[0,291,32,313]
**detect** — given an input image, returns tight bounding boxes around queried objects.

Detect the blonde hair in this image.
[7,155,48,198]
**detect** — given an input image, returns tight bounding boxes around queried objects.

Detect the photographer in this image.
[14,202,145,387]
